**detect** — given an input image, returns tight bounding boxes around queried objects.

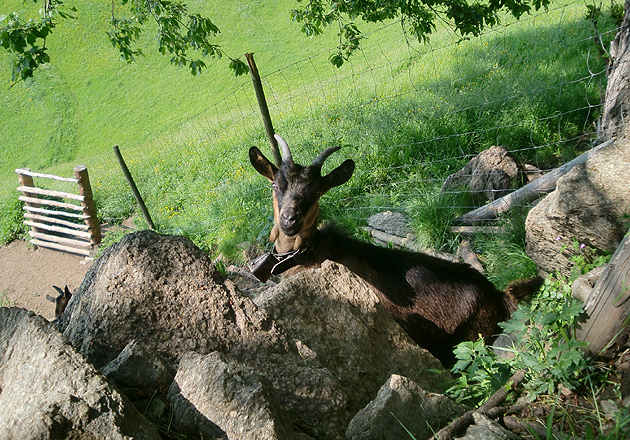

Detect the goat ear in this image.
[322,159,355,192]
[249,147,278,181]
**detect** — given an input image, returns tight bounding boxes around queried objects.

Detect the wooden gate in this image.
[15,165,101,257]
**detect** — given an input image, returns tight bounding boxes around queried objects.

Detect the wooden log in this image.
[24,213,89,230]
[18,195,83,211]
[74,165,102,245]
[28,230,92,248]
[448,226,508,235]
[16,185,84,201]
[16,168,41,235]
[577,229,630,356]
[24,221,92,239]
[245,53,282,167]
[453,138,616,225]
[113,147,155,231]
[29,238,92,257]
[24,205,89,219]
[457,239,485,273]
[15,168,79,183]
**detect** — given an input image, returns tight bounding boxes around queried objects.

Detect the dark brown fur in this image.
[250,136,543,366]
[46,285,72,319]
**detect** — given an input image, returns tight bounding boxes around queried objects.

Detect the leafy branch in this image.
[290,0,551,67]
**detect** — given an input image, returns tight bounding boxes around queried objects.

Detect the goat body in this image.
[250,135,542,366]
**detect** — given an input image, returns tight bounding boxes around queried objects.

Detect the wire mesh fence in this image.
[84,0,618,253]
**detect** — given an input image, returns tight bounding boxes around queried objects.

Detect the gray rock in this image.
[459,413,521,440]
[101,339,174,394]
[346,374,466,440]
[167,351,297,440]
[442,146,521,201]
[0,307,160,440]
[55,230,346,439]
[255,261,447,416]
[526,139,630,276]
[367,211,414,238]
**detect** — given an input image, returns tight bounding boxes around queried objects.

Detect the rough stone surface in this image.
[167,351,299,440]
[459,413,521,440]
[441,146,521,201]
[56,230,346,439]
[254,261,446,416]
[101,339,174,395]
[0,307,161,440]
[525,139,630,276]
[346,374,466,440]
[367,211,414,238]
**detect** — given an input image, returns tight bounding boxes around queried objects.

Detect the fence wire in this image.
[85,0,619,250]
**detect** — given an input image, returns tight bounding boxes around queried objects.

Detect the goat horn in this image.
[311,146,341,169]
[274,134,293,164]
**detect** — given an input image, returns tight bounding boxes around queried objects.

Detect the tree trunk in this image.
[599,0,630,141]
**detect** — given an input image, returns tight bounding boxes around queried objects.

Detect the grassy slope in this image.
[0,0,618,276]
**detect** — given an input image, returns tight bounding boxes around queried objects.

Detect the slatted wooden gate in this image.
[15,165,101,257]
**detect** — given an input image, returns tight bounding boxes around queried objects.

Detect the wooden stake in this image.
[74,165,102,245]
[245,53,282,167]
[112,146,155,230]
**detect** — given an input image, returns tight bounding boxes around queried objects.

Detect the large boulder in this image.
[56,230,346,439]
[346,374,466,440]
[526,139,630,276]
[0,307,160,440]
[255,261,446,415]
[441,146,521,201]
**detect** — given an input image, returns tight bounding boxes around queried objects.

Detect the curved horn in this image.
[274,134,293,164]
[311,146,341,169]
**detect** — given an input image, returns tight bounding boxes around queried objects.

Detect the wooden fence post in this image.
[16,168,41,235]
[577,229,630,356]
[74,165,101,245]
[245,52,282,167]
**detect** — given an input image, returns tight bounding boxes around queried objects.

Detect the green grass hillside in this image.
[0,0,620,276]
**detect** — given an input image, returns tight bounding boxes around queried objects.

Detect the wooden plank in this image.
[28,230,92,248]
[577,230,630,356]
[453,138,616,225]
[24,213,89,230]
[30,238,92,257]
[15,168,79,183]
[24,221,92,239]
[16,186,84,201]
[23,206,89,219]
[19,195,84,212]
[448,226,509,235]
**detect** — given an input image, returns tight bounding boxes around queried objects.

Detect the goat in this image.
[249,134,543,366]
[46,285,72,319]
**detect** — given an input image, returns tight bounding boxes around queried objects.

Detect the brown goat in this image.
[46,285,72,319]
[249,135,542,366]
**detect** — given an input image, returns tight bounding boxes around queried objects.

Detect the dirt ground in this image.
[0,240,92,321]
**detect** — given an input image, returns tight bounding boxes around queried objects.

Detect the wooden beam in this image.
[448,226,508,235]
[28,230,92,248]
[453,138,616,225]
[23,206,89,219]
[74,165,102,245]
[29,238,92,257]
[18,195,84,212]
[24,221,92,239]
[577,229,630,356]
[24,213,89,230]
[15,168,79,183]
[16,185,84,201]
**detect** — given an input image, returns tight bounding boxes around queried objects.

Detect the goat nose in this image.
[281,211,297,225]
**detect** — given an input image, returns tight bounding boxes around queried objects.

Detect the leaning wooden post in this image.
[74,165,102,245]
[16,168,41,235]
[577,229,630,356]
[113,145,156,230]
[245,52,282,167]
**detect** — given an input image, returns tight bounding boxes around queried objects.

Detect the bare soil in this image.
[0,240,91,321]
